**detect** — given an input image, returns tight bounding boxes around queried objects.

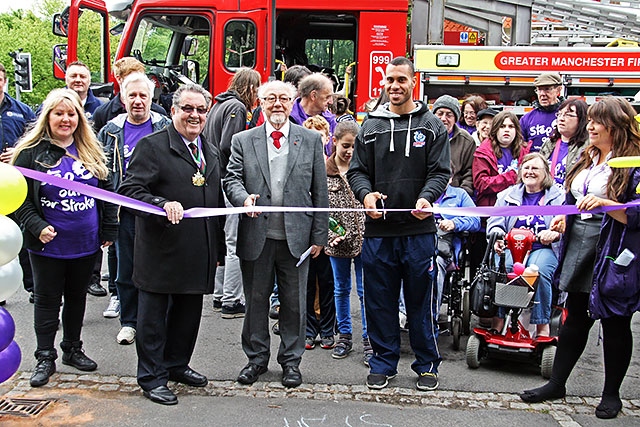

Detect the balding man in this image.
[290,73,337,156]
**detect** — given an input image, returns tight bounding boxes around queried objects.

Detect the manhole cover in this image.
[0,398,55,417]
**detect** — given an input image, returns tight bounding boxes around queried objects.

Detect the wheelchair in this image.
[439,232,471,351]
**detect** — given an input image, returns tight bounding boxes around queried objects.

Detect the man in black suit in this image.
[119,84,225,405]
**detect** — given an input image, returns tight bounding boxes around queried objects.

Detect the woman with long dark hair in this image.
[520,97,640,420]
[539,99,589,189]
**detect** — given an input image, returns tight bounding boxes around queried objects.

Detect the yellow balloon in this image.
[0,163,27,216]
[608,156,640,168]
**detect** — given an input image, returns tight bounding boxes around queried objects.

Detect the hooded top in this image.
[202,90,248,168]
[347,101,450,238]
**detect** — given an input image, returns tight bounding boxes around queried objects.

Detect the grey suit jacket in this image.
[223,123,329,261]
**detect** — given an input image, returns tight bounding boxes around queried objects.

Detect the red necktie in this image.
[272,131,284,149]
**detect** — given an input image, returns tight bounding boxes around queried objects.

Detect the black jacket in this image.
[347,101,450,237]
[202,90,248,168]
[118,124,226,294]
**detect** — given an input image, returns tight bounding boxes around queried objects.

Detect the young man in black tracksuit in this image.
[347,56,450,391]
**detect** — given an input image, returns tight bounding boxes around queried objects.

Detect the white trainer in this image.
[103,296,120,318]
[116,326,136,345]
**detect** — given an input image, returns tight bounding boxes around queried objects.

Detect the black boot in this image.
[30,349,57,387]
[61,340,97,371]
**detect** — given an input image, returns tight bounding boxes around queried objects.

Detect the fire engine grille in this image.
[0,398,55,417]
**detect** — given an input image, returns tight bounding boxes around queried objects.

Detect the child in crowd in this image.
[302,116,337,349]
[324,121,372,365]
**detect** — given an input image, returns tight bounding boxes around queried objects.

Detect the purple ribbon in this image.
[15,166,640,218]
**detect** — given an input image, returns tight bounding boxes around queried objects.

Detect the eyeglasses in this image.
[178,105,208,115]
[534,86,558,94]
[262,95,292,104]
[555,111,578,119]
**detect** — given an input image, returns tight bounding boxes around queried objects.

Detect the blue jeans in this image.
[362,234,441,376]
[115,210,137,328]
[502,247,557,324]
[330,256,367,339]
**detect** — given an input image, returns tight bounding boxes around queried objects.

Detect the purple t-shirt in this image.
[551,141,569,190]
[497,147,515,174]
[123,119,152,173]
[458,123,475,135]
[37,143,100,259]
[520,109,557,153]
[513,190,548,251]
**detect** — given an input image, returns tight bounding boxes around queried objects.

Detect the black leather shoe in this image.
[143,385,178,405]
[62,348,97,371]
[30,359,56,387]
[169,367,208,387]
[282,365,302,388]
[87,282,107,296]
[237,363,268,385]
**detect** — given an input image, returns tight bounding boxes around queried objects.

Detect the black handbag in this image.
[469,232,503,317]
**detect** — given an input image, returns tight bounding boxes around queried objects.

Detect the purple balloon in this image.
[0,307,15,352]
[0,340,21,383]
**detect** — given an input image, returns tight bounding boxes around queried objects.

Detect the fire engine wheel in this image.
[540,345,556,379]
[452,317,462,351]
[461,288,471,336]
[466,334,482,369]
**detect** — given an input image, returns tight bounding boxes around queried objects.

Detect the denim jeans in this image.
[330,256,367,339]
[115,210,138,328]
[502,247,557,324]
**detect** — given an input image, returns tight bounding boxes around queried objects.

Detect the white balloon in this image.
[0,258,22,302]
[0,215,22,267]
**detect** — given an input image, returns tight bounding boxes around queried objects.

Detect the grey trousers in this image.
[240,239,309,367]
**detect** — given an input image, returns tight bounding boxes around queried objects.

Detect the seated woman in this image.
[486,153,565,337]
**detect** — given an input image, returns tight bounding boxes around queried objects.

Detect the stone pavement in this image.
[2,369,640,425]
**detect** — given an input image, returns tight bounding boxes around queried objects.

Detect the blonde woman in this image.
[12,88,118,387]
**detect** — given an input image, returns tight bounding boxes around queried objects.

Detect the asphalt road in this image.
[1,257,639,425]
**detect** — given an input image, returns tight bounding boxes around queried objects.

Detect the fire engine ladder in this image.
[531,0,640,44]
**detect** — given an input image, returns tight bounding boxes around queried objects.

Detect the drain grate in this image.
[0,398,55,417]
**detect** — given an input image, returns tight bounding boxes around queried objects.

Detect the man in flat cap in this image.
[520,72,564,153]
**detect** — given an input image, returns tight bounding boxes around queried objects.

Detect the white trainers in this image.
[116,326,136,345]
[103,296,120,318]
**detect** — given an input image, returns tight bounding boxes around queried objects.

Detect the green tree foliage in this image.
[0,7,63,108]
[0,0,119,108]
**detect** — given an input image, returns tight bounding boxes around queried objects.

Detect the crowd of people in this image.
[1,58,639,418]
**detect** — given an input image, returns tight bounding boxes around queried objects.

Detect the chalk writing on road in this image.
[283,413,392,427]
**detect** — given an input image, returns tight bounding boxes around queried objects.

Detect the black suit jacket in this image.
[118,124,225,294]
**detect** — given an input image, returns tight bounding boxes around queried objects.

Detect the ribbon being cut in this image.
[14,166,640,219]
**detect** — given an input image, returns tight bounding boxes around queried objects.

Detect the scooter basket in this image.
[494,276,537,308]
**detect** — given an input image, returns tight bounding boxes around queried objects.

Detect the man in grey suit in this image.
[224,80,329,388]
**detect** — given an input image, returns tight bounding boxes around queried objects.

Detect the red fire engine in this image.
[51,0,409,118]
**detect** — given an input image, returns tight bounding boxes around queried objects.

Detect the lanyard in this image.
[549,140,564,179]
[582,160,607,196]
